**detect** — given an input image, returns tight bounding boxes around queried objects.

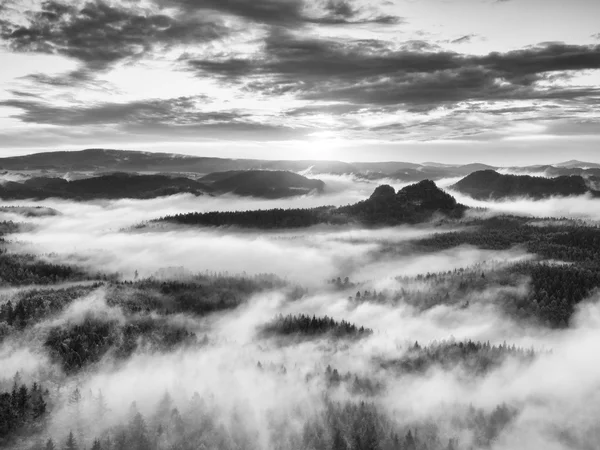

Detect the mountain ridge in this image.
[155,180,466,229]
[451,170,598,200]
[0,170,325,200]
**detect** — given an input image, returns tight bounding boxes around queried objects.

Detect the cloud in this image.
[164,0,402,26]
[0,0,401,73]
[7,188,600,449]
[0,0,229,70]
[0,96,242,127]
[451,190,600,221]
[448,34,477,44]
[187,33,600,108]
[0,1,598,147]
[20,67,101,88]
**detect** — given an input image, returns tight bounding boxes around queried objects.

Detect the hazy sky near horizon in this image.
[0,0,599,164]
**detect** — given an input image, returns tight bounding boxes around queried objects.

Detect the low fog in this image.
[449,189,600,222]
[1,176,600,450]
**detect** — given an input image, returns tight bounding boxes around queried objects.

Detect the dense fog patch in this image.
[2,179,600,450]
[450,189,600,221]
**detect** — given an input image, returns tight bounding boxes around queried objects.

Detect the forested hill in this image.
[452,170,598,200]
[154,180,467,229]
[0,148,354,174]
[337,180,465,225]
[199,170,325,198]
[0,170,326,201]
[0,173,212,200]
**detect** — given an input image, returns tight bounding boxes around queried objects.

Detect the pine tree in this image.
[31,383,47,419]
[404,430,416,450]
[64,431,77,450]
[45,438,56,450]
[332,427,347,450]
[95,390,108,421]
[69,388,81,406]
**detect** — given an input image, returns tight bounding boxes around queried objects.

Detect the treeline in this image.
[508,262,600,327]
[154,207,335,229]
[411,217,600,326]
[18,393,517,450]
[153,181,468,229]
[262,314,372,339]
[0,285,101,333]
[0,378,48,446]
[0,221,19,237]
[417,217,600,265]
[380,340,537,376]
[344,259,600,328]
[0,252,94,286]
[106,272,301,315]
[322,365,384,396]
[0,206,59,218]
[44,315,195,372]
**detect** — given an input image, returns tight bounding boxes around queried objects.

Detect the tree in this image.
[45,439,56,450]
[69,388,81,406]
[332,427,347,450]
[128,412,150,450]
[31,383,47,419]
[95,390,108,421]
[404,430,416,450]
[64,431,77,450]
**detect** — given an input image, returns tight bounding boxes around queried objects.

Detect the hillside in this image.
[555,160,600,169]
[336,180,466,225]
[0,149,356,175]
[0,173,212,200]
[0,170,328,201]
[451,170,593,200]
[0,149,498,179]
[199,170,325,198]
[156,180,466,229]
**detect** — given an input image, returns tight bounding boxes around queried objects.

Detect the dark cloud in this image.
[0,0,228,69]
[314,0,402,25]
[22,68,98,87]
[450,34,476,44]
[0,0,401,73]
[0,96,231,126]
[164,0,402,26]
[187,33,600,107]
[400,40,441,52]
[0,95,306,143]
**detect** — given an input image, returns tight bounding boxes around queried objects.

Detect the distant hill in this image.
[0,170,326,201]
[0,173,212,200]
[155,180,466,229]
[507,165,600,179]
[361,163,498,183]
[451,170,594,200]
[199,170,325,198]
[0,149,356,175]
[3,149,598,184]
[0,206,60,217]
[0,149,498,179]
[555,160,600,169]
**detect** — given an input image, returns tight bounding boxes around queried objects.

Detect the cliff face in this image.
[337,180,466,225]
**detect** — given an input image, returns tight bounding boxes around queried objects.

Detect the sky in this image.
[0,0,599,164]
